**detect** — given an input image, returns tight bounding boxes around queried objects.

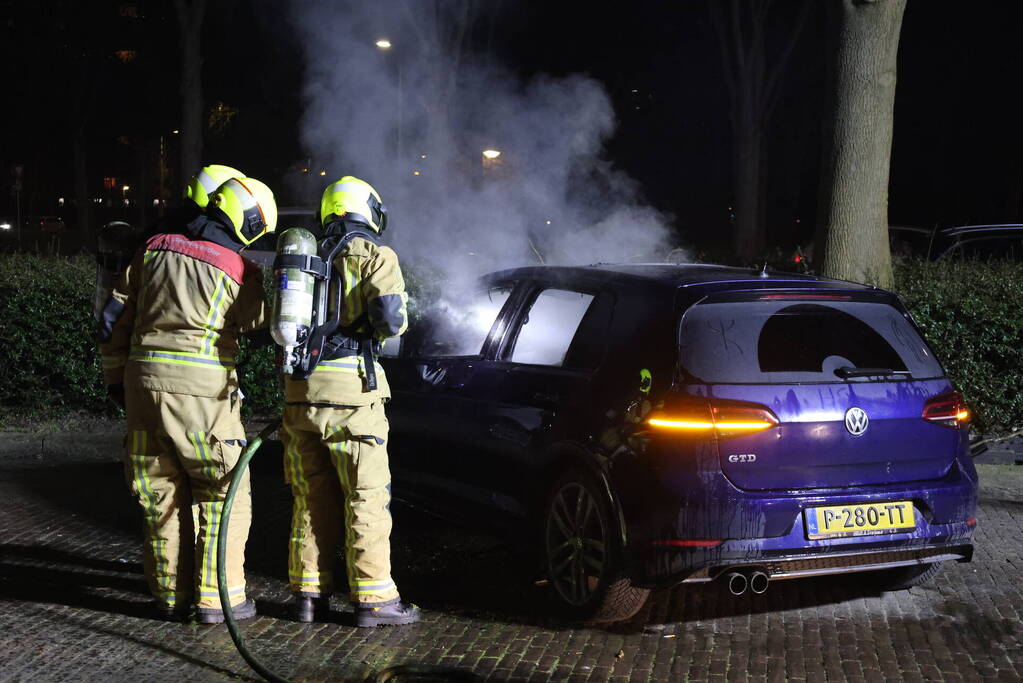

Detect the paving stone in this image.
[1,448,1021,682]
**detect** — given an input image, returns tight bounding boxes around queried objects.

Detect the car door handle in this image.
[533,391,560,404]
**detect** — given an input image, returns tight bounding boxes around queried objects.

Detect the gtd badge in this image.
[845,407,869,436]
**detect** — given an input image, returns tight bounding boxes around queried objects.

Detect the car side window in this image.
[509,288,595,366]
[416,285,514,358]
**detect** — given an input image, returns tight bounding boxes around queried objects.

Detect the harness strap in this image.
[272,253,328,278]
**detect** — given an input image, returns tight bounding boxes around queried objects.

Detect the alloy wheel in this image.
[545,481,608,606]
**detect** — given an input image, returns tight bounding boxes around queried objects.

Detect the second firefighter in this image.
[281,176,418,626]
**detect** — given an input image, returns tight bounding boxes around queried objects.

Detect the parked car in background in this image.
[380,263,978,623]
[886,223,1023,261]
[936,224,1023,261]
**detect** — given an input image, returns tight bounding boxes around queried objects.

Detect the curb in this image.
[0,432,122,461]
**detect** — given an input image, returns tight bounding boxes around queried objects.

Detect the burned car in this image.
[381,264,978,623]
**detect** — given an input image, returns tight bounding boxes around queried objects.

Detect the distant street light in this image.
[376,38,402,162]
[482,149,503,179]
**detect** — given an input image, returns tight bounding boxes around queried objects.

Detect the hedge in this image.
[0,253,1019,435]
[893,258,1023,435]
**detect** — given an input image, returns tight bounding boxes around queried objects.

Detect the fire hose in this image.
[216,419,288,683]
[215,420,479,683]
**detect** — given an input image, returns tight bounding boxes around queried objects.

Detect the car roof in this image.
[941,223,1023,238]
[488,263,872,293]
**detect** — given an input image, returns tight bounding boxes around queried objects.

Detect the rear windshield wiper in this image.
[835,367,913,379]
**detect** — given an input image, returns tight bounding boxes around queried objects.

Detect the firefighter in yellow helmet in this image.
[140,164,246,240]
[184,164,245,209]
[97,176,277,623]
[282,176,418,626]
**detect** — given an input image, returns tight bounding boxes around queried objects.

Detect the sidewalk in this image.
[1,422,1022,682]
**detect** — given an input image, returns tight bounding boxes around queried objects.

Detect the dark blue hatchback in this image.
[382,264,978,623]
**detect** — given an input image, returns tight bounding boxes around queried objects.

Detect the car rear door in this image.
[676,290,960,491]
[459,281,618,516]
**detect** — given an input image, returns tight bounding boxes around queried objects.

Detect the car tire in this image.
[543,469,650,624]
[873,561,944,591]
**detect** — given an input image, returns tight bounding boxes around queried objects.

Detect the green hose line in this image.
[216,419,479,683]
[216,419,288,683]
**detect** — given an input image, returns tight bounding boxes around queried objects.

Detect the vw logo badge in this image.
[845,407,869,436]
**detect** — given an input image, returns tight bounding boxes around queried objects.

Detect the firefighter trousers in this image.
[282,402,400,605]
[122,386,251,610]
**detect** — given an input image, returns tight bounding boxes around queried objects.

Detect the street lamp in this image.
[482,149,503,178]
[375,38,402,162]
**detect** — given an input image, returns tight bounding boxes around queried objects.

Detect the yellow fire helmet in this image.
[319,176,388,234]
[183,164,244,208]
[209,177,278,246]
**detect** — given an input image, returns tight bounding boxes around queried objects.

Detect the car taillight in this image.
[647,399,779,439]
[922,391,970,428]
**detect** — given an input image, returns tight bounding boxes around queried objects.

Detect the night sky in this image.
[3,0,1022,249]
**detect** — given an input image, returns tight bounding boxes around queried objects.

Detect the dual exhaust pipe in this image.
[725,569,770,596]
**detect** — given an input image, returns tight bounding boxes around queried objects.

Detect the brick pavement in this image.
[1,434,1021,683]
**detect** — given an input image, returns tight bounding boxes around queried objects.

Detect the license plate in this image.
[804,501,916,540]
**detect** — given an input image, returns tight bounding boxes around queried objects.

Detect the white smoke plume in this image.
[287,0,678,282]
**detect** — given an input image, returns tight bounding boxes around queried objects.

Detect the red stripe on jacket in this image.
[145,233,256,285]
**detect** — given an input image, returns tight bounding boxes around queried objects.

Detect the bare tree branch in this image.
[764,0,813,121]
[728,0,748,75]
[708,1,738,106]
[445,0,474,105]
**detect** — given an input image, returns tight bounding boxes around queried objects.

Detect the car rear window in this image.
[679,300,944,383]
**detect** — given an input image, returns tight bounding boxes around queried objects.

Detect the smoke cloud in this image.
[288,0,677,283]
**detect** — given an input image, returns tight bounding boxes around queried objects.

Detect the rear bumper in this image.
[613,444,979,589]
[630,513,975,590]
[680,543,973,583]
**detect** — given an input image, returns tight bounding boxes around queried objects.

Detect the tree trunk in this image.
[176,0,206,194]
[709,0,813,263]
[815,0,906,289]
[733,117,766,262]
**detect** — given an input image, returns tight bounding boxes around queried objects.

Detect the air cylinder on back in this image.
[271,228,318,372]
[94,221,139,321]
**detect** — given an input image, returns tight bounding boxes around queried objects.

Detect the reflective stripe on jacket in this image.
[285,236,407,406]
[98,231,267,397]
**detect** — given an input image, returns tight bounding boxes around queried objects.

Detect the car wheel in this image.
[543,470,649,623]
[873,561,944,591]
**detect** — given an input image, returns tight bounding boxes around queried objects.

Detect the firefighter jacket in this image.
[98,218,268,399]
[284,236,407,406]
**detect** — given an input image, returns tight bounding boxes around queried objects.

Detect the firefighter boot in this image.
[196,599,257,625]
[353,598,421,627]
[292,593,331,623]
